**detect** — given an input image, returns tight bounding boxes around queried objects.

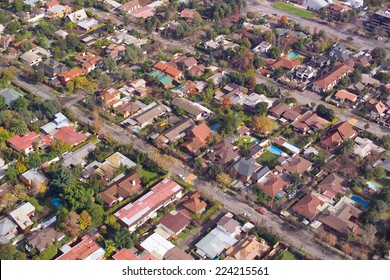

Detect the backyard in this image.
[272,2,316,20]
[256,150,279,169]
[139,169,159,181]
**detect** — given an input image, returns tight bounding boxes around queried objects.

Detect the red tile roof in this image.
[57,68,87,84]
[292,193,323,220]
[53,126,87,146]
[164,66,182,78]
[281,155,312,174]
[100,173,142,206]
[56,234,103,260]
[182,191,207,214]
[44,0,59,9]
[8,132,52,151]
[182,122,212,153]
[112,248,156,260]
[272,57,301,70]
[114,179,183,229]
[313,64,353,90]
[317,173,346,194]
[159,211,191,234]
[258,174,289,197]
[154,61,168,72]
[180,8,196,20]
[335,90,357,102]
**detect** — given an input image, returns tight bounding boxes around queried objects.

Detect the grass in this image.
[235,137,260,148]
[272,2,315,20]
[256,150,278,166]
[372,178,390,188]
[139,169,158,181]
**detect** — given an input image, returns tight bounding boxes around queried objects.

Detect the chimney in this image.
[132,180,136,186]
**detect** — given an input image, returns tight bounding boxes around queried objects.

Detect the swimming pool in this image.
[51,198,61,207]
[288,52,299,59]
[268,145,283,156]
[367,181,380,191]
[210,123,222,131]
[133,129,141,134]
[350,196,369,209]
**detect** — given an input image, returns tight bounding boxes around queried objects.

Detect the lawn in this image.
[256,150,278,168]
[139,169,158,181]
[272,2,315,20]
[235,137,260,148]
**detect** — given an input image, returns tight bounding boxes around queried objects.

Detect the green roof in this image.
[159,75,173,85]
[149,70,164,78]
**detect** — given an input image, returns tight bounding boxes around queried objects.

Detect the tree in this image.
[78,210,92,231]
[114,228,137,249]
[10,119,28,135]
[252,115,273,133]
[34,68,45,83]
[216,173,232,186]
[263,30,274,44]
[123,45,144,63]
[104,215,120,230]
[0,244,26,260]
[12,97,29,112]
[315,104,334,121]
[206,165,223,179]
[322,232,337,246]
[278,15,288,25]
[253,54,264,69]
[371,47,386,64]
[362,224,377,247]
[62,211,80,236]
[339,139,354,155]
[104,239,116,258]
[267,47,281,59]
[0,95,6,110]
[88,203,105,227]
[103,56,117,73]
[61,184,92,211]
[255,102,269,115]
[275,250,295,260]
[341,243,352,256]
[20,40,33,53]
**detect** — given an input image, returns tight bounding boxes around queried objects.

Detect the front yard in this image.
[272,2,316,20]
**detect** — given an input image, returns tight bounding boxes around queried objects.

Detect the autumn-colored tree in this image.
[15,161,27,175]
[62,211,80,236]
[78,210,92,231]
[104,215,120,230]
[341,243,352,256]
[263,30,275,44]
[221,96,232,109]
[278,15,288,25]
[216,173,232,187]
[322,232,337,246]
[252,115,273,133]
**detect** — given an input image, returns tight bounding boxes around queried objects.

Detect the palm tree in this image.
[10,119,28,136]
[339,139,355,155]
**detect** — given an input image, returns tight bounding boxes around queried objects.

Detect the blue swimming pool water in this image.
[210,123,222,131]
[367,181,380,191]
[133,129,141,134]
[350,196,369,209]
[51,198,61,207]
[288,52,299,59]
[268,145,283,155]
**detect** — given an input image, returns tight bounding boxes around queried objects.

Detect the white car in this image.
[243,213,252,219]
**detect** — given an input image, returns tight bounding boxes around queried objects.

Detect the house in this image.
[46,5,72,19]
[252,41,272,53]
[278,155,312,175]
[204,35,239,50]
[181,191,207,215]
[99,88,122,109]
[74,52,103,73]
[317,173,347,197]
[295,65,317,81]
[304,0,329,10]
[116,102,141,118]
[164,246,194,260]
[164,65,183,81]
[0,183,15,208]
[195,212,240,259]
[269,102,289,118]
[258,173,289,198]
[78,19,100,31]
[53,126,87,146]
[334,89,358,103]
[353,54,371,67]
[62,143,97,168]
[292,111,329,134]
[99,173,142,207]
[82,152,136,180]
[271,57,301,70]
[171,98,212,120]
[292,193,324,221]
[206,140,240,166]
[56,233,105,260]
[149,70,173,88]
[173,56,198,71]
[226,235,270,260]
[120,0,141,14]
[27,8,46,23]
[106,44,126,60]
[57,68,87,85]
[130,6,156,19]
[130,78,146,89]
[67,9,88,23]
[214,83,247,104]
[381,156,390,173]
[108,32,148,47]
[0,34,15,52]
[8,202,35,230]
[353,137,385,159]
[140,233,178,260]
[328,44,350,62]
[20,169,49,191]
[188,64,206,76]
[282,108,301,122]
[0,217,18,244]
[320,121,357,151]
[114,179,183,232]
[40,112,70,134]
[318,197,362,236]
[0,88,22,108]
[157,211,191,237]
[180,8,196,21]
[308,55,330,68]
[129,103,171,128]
[8,132,52,154]
[44,0,60,10]
[312,64,354,93]
[237,92,274,113]
[230,157,262,182]
[41,58,69,77]
[159,118,195,144]
[181,122,212,153]
[54,30,69,39]
[20,51,42,66]
[366,98,388,117]
[112,248,156,260]
[26,225,65,252]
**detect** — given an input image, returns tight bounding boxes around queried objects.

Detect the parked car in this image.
[256,207,267,215]
[243,212,252,219]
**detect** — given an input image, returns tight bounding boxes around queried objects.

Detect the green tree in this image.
[10,119,28,135]
[253,54,264,69]
[0,95,6,110]
[206,165,223,179]
[275,250,295,260]
[12,97,29,112]
[34,68,45,83]
[20,41,33,53]
[255,102,269,115]
[316,104,334,121]
[104,215,120,230]
[114,228,137,249]
[267,47,281,59]
[0,243,26,260]
[104,239,116,258]
[103,56,117,73]
[339,139,354,155]
[78,210,92,231]
[88,203,105,227]
[371,47,386,64]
